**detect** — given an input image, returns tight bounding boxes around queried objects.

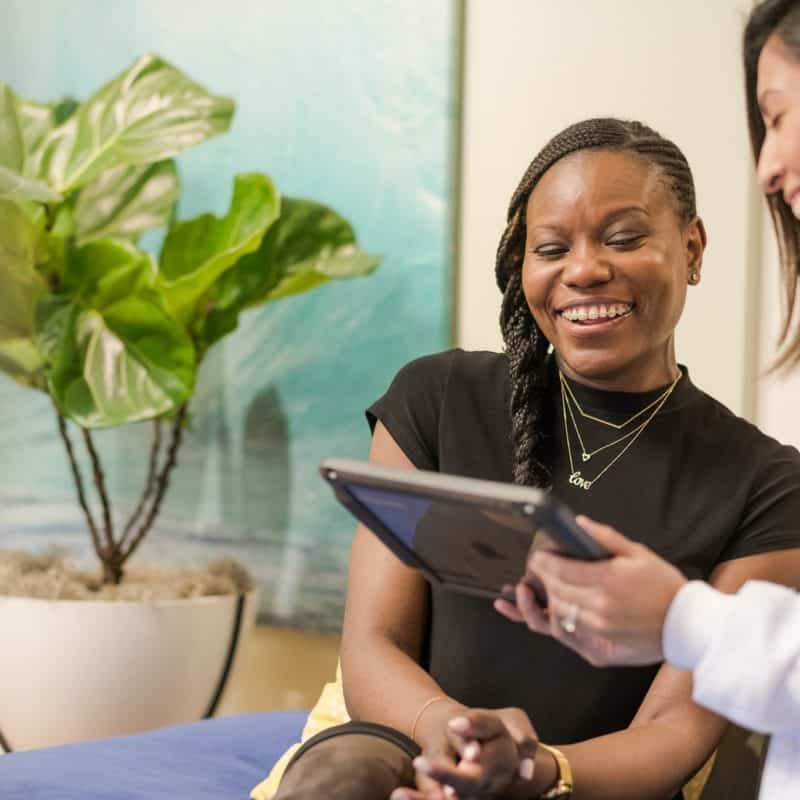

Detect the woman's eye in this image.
[534,245,568,258]
[607,234,644,248]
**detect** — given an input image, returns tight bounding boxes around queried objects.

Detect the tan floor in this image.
[218,624,341,715]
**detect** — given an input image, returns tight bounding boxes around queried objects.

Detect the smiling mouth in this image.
[558,302,635,325]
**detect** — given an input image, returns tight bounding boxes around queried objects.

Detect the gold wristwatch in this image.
[537,743,573,799]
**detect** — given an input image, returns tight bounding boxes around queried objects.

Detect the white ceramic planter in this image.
[0,591,257,752]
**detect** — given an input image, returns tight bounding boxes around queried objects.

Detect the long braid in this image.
[496,118,697,487]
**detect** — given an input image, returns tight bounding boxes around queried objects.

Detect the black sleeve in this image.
[719,439,800,562]
[365,350,456,471]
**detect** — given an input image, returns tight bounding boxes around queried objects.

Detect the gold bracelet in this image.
[410,695,449,741]
[537,743,574,799]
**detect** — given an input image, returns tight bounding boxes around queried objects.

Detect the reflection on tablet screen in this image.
[348,485,431,548]
[347,484,534,593]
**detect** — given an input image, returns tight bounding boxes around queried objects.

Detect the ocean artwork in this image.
[0,0,459,630]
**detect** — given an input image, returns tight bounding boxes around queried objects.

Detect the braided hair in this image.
[495,118,697,488]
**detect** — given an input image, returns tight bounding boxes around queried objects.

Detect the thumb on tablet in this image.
[574,516,637,557]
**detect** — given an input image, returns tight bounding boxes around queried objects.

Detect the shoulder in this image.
[389,348,508,397]
[690,385,800,468]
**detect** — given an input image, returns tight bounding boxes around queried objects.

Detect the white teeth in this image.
[561,303,632,322]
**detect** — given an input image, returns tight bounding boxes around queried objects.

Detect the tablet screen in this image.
[347,483,534,593]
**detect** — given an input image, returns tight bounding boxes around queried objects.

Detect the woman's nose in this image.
[562,251,613,287]
[757,136,785,195]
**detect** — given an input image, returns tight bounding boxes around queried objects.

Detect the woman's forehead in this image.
[526,150,667,221]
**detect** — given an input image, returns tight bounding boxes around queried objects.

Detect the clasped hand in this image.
[391,708,538,800]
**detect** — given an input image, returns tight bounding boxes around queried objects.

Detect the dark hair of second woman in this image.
[744,0,800,368]
[495,118,696,489]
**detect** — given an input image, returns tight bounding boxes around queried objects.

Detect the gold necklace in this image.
[559,370,680,430]
[560,371,681,491]
[563,391,648,462]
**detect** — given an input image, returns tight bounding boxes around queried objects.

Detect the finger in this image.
[535,575,598,615]
[494,596,524,622]
[446,710,507,741]
[415,769,453,800]
[495,708,538,779]
[391,789,426,800]
[414,757,484,798]
[495,708,536,748]
[575,516,638,555]
[515,582,550,634]
[545,595,613,658]
[529,518,637,586]
[443,723,479,761]
[393,787,451,800]
[529,549,611,588]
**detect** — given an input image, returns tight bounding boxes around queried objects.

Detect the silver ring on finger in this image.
[560,603,580,634]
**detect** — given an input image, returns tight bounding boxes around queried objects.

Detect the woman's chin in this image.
[556,353,660,392]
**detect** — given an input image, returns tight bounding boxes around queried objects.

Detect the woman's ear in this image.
[685,216,707,286]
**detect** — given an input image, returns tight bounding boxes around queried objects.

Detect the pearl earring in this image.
[689,271,700,285]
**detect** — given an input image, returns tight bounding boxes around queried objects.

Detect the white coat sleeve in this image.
[663,580,800,734]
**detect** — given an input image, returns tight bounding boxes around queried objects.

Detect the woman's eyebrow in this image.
[600,205,649,224]
[529,205,649,234]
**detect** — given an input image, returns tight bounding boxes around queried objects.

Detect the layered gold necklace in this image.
[560,369,681,491]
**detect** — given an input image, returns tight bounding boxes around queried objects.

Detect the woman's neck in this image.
[556,354,681,394]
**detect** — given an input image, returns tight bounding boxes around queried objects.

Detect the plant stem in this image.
[119,418,162,552]
[55,411,103,561]
[121,404,187,563]
[82,428,115,554]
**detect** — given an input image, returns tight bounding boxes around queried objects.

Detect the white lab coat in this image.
[664,580,800,800]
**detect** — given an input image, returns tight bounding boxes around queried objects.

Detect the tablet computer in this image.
[319,457,609,602]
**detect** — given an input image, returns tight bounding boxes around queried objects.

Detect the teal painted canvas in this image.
[0,0,458,630]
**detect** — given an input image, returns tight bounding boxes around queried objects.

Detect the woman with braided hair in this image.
[498,4,800,798]
[267,116,800,800]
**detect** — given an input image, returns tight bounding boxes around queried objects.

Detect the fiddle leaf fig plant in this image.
[0,54,379,585]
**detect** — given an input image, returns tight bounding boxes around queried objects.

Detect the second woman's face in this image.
[756,34,800,213]
[522,149,704,391]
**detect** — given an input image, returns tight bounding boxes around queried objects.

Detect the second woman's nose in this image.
[757,133,785,195]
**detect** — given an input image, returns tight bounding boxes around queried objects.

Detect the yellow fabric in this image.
[250,662,350,800]
[249,660,716,800]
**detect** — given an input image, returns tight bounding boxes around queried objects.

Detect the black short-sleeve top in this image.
[366,349,800,745]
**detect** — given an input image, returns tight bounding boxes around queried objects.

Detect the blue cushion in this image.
[0,711,307,800]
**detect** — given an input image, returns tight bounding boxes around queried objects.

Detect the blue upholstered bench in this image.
[0,711,306,800]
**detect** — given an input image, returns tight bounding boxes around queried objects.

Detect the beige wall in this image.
[457,0,759,418]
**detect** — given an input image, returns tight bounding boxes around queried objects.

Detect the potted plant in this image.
[0,54,378,752]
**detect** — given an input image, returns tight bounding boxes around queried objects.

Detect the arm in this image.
[340,420,468,745]
[666,567,800,734]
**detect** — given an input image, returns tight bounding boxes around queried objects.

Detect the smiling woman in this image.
[264,117,800,800]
